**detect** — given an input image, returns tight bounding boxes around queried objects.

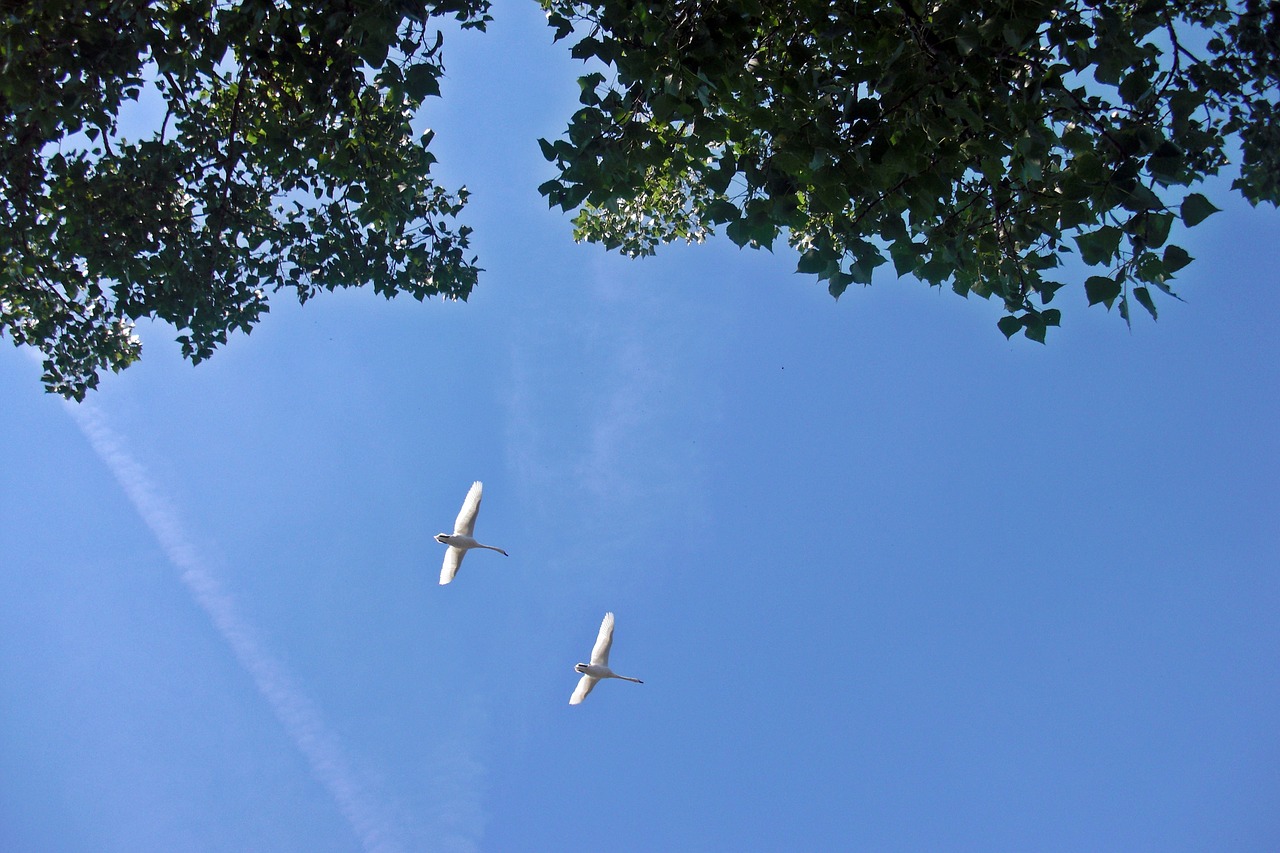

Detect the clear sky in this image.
[2,4,1278,852]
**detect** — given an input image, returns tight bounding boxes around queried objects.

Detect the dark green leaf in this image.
[827,269,853,298]
[705,162,736,195]
[577,72,605,105]
[403,63,441,100]
[570,36,601,60]
[1085,275,1121,307]
[1180,193,1221,226]
[1133,286,1157,319]
[796,249,829,275]
[358,36,390,69]
[1162,244,1192,272]
[1118,69,1149,105]
[546,11,573,41]
[1075,227,1123,265]
[889,240,921,277]
[725,218,751,247]
[1123,183,1162,212]
[1144,212,1174,248]
[1023,315,1048,343]
[704,199,739,224]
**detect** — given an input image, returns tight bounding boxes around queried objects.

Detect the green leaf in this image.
[998,315,1022,338]
[703,198,739,224]
[577,72,605,105]
[889,240,921,277]
[1162,244,1192,272]
[1085,275,1121,307]
[747,216,777,247]
[1146,141,1184,184]
[1133,286,1157,319]
[705,162,736,195]
[358,36,390,69]
[559,182,590,209]
[1023,315,1048,343]
[848,259,875,284]
[546,11,574,41]
[1122,183,1161,212]
[1143,211,1174,249]
[1118,69,1149,105]
[403,64,441,100]
[1134,251,1170,285]
[537,138,557,162]
[570,36,601,60]
[1075,226,1122,265]
[917,256,953,285]
[796,249,829,275]
[725,218,751,247]
[827,270,853,298]
[1180,193,1221,226]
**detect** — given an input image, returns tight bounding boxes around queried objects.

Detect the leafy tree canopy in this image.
[539,0,1280,342]
[2,0,489,399]
[2,1,1278,398]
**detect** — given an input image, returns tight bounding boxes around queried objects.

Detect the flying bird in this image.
[570,611,643,705]
[436,481,508,585]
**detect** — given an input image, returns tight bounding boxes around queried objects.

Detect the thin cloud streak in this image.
[67,400,404,853]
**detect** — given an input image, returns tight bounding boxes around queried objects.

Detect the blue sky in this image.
[3,3,1278,851]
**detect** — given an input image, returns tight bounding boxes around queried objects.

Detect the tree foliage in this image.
[4,1,1279,399]
[539,0,1280,342]
[1,0,489,399]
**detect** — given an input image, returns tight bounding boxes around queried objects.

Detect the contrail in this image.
[67,400,404,853]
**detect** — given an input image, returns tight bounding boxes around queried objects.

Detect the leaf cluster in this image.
[1,0,491,398]
[538,0,1279,340]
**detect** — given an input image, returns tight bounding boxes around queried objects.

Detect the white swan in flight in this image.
[436,481,508,585]
[570,612,643,705]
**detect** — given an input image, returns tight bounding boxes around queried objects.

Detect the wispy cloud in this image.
[502,256,715,585]
[425,732,488,853]
[67,400,406,853]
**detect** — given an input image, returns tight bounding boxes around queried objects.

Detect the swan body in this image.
[570,612,643,705]
[436,481,507,585]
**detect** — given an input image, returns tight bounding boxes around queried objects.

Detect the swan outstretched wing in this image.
[569,674,598,705]
[454,481,483,536]
[439,546,465,585]
[590,612,615,666]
